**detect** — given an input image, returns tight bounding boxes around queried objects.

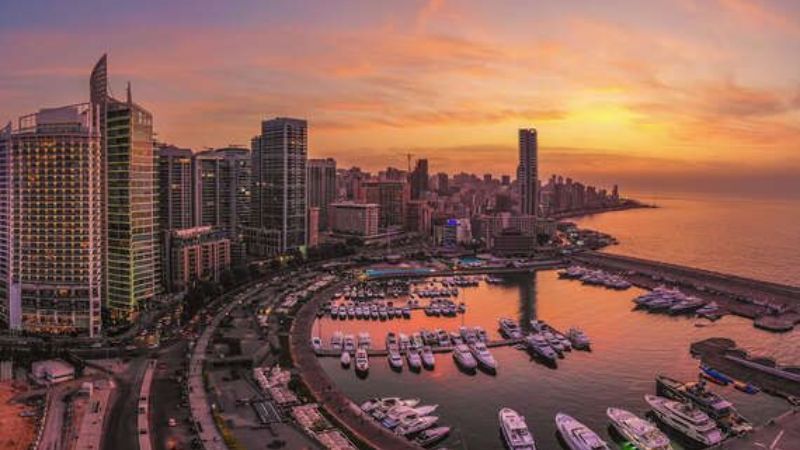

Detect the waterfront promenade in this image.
[290,282,421,450]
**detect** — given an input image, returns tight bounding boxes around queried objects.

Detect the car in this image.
[168,418,177,427]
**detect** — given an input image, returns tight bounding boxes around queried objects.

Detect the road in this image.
[102,358,149,450]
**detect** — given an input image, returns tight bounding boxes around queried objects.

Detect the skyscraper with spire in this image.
[90,55,158,323]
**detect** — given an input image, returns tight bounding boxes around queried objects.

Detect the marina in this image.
[311,269,797,449]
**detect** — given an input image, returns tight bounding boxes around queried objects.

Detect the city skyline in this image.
[2,1,800,198]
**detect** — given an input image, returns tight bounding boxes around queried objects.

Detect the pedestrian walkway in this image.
[290,283,420,450]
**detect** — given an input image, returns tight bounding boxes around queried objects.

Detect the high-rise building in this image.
[248,117,307,256]
[166,226,231,292]
[517,128,538,216]
[192,148,251,232]
[410,159,429,200]
[91,55,158,322]
[307,207,319,247]
[329,202,380,237]
[157,144,194,231]
[0,105,103,335]
[307,158,336,230]
[436,173,449,196]
[363,180,409,229]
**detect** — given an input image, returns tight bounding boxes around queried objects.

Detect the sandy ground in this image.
[0,382,37,450]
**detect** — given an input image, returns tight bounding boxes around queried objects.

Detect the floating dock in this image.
[314,338,524,357]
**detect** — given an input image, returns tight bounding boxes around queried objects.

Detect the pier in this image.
[718,409,800,450]
[690,338,800,400]
[314,338,524,357]
[571,251,800,330]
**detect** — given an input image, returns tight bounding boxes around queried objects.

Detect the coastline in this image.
[548,200,656,221]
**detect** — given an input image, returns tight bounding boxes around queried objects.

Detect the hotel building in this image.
[0,105,103,335]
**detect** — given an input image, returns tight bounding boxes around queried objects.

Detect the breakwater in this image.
[570,251,800,330]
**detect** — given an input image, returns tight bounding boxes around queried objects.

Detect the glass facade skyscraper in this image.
[91,55,158,322]
[249,118,307,255]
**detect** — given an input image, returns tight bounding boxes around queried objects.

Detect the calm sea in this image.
[573,194,800,287]
[316,272,799,450]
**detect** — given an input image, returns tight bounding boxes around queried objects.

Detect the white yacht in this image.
[399,333,411,353]
[331,331,343,351]
[469,341,498,371]
[371,398,421,420]
[414,426,450,447]
[607,407,672,450]
[310,336,322,352]
[357,332,371,349]
[406,349,422,371]
[343,334,356,354]
[355,348,369,374]
[385,332,398,350]
[525,334,558,364]
[567,328,591,350]
[645,395,723,446]
[396,415,438,436]
[340,350,351,367]
[388,347,404,370]
[436,329,451,347]
[475,326,488,342]
[361,397,419,413]
[499,318,523,339]
[555,413,609,450]
[421,345,436,369]
[499,408,536,450]
[452,344,478,370]
[382,404,432,429]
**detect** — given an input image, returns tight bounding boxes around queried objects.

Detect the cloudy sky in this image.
[2,0,799,197]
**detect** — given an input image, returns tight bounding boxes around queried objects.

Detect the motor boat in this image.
[452,344,478,371]
[388,347,404,370]
[606,407,672,450]
[310,336,322,352]
[542,331,565,357]
[357,332,371,349]
[655,375,752,434]
[469,341,498,371]
[399,333,411,353]
[525,334,558,364]
[355,348,369,374]
[382,404,436,429]
[421,346,436,369]
[414,426,450,447]
[331,331,343,351]
[386,332,398,350]
[407,349,422,371]
[396,415,438,436]
[371,398,421,420]
[340,350,351,367]
[343,334,356,354]
[567,328,591,350]
[411,333,424,350]
[645,395,723,446]
[499,407,536,450]
[436,329,451,347]
[475,326,488,343]
[499,318,523,339]
[555,413,609,450]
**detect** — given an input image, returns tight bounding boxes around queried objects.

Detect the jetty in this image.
[691,338,800,401]
[314,337,524,357]
[571,251,800,330]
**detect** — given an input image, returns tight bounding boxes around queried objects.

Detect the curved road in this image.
[290,282,420,450]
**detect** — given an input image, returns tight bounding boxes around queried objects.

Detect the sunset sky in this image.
[2,0,799,197]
